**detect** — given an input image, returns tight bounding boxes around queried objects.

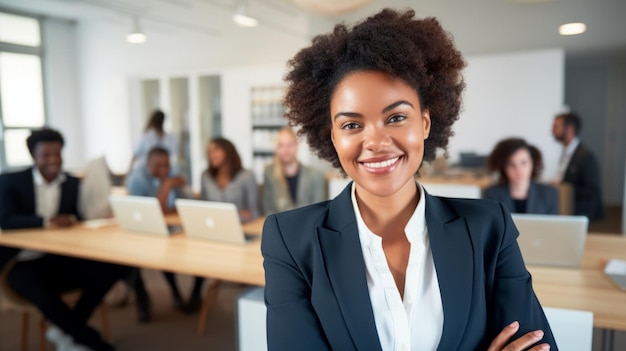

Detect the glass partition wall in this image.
[136,74,222,193]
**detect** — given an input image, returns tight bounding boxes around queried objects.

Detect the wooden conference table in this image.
[0,218,266,286]
[1,222,626,332]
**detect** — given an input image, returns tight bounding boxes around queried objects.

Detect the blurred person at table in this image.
[552,112,604,221]
[126,146,203,319]
[0,128,129,351]
[130,109,178,172]
[484,138,559,215]
[262,127,325,215]
[192,138,259,315]
[201,137,259,223]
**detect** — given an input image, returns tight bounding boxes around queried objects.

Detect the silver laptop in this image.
[109,195,181,236]
[511,214,588,268]
[175,199,257,244]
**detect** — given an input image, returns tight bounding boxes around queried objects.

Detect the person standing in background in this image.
[131,109,178,172]
[484,138,559,214]
[262,127,325,215]
[552,112,604,221]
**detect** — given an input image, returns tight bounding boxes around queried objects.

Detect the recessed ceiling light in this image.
[233,13,258,27]
[559,22,586,36]
[233,2,258,27]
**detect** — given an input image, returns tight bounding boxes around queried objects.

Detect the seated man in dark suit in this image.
[552,112,604,221]
[0,128,129,351]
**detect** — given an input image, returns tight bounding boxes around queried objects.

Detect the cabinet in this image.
[250,85,286,183]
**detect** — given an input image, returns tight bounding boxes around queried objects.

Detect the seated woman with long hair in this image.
[484,137,559,214]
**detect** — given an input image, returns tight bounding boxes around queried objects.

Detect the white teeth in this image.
[362,157,400,169]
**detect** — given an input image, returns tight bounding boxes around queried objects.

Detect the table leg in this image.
[602,329,615,351]
[196,279,223,336]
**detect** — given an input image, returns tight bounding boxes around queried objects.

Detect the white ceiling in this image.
[320,0,626,60]
[0,0,624,61]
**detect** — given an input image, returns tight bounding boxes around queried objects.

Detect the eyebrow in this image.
[333,100,415,120]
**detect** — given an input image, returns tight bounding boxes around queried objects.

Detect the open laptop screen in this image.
[511,214,588,268]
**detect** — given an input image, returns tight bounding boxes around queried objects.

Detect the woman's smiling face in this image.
[330,70,431,198]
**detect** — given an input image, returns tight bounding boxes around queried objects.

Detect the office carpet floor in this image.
[0,206,623,351]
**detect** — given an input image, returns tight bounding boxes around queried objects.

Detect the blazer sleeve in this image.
[261,215,331,351]
[546,185,559,215]
[489,203,557,349]
[482,185,500,202]
[0,174,44,229]
[60,176,82,221]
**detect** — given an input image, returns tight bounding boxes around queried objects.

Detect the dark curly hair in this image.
[26,128,65,156]
[207,137,243,180]
[487,138,544,185]
[145,109,166,134]
[283,8,466,171]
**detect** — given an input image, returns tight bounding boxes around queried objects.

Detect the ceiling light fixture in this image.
[127,16,147,43]
[558,22,586,36]
[233,1,258,27]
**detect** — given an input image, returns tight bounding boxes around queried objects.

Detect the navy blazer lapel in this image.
[498,186,515,213]
[526,183,539,214]
[21,168,37,214]
[316,183,382,351]
[425,193,474,351]
[59,173,75,214]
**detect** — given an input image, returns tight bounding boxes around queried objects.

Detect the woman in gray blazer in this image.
[484,138,559,214]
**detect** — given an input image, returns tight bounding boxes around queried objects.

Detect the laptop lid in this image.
[175,199,252,244]
[511,214,588,268]
[109,195,172,236]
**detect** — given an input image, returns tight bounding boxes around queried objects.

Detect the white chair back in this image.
[421,182,482,199]
[79,156,113,220]
[237,287,267,351]
[543,307,593,351]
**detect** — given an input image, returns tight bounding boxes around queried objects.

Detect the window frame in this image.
[0,7,46,172]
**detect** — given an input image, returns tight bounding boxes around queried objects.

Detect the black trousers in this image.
[0,246,19,272]
[7,254,130,351]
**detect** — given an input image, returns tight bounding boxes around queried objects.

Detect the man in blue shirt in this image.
[125,146,204,321]
[126,146,185,213]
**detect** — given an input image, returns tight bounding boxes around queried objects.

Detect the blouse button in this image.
[405,294,414,304]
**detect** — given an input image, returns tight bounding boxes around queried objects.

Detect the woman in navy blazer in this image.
[262,9,556,351]
[484,138,559,215]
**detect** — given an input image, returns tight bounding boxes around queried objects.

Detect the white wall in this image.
[450,49,565,181]
[42,17,83,170]
[73,12,309,174]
